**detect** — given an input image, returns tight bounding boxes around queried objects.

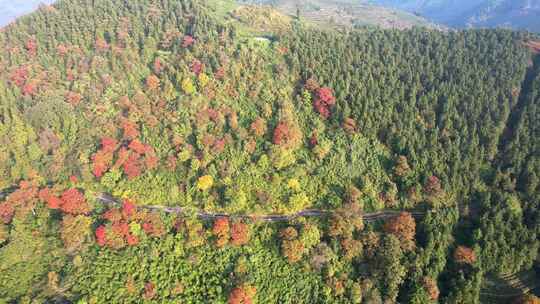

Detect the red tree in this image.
[60,188,91,215]
[182,35,195,48]
[122,200,136,219]
[9,66,29,87]
[272,122,290,146]
[123,153,142,179]
[101,137,118,152]
[191,59,203,76]
[0,203,14,224]
[317,87,336,105]
[231,222,250,246]
[95,225,107,246]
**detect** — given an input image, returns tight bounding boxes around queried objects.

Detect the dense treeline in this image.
[0,0,539,302]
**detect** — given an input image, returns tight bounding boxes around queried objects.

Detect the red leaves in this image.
[272,121,302,149]
[191,59,203,76]
[9,66,29,88]
[143,282,156,300]
[122,119,140,140]
[128,139,146,154]
[313,99,330,119]
[60,188,91,215]
[228,285,256,304]
[91,137,118,177]
[122,200,136,219]
[92,134,159,180]
[126,234,139,246]
[230,221,250,246]
[22,80,38,96]
[309,86,336,119]
[153,58,163,74]
[273,122,289,145]
[182,35,195,48]
[146,74,160,91]
[0,203,14,224]
[40,188,91,215]
[123,153,142,180]
[65,91,82,106]
[317,87,336,105]
[101,137,118,152]
[454,246,476,265]
[48,195,62,209]
[95,225,107,246]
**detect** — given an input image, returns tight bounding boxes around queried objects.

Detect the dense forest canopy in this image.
[0,0,539,303]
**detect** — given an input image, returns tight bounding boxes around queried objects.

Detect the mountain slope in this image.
[370,0,540,31]
[239,0,438,29]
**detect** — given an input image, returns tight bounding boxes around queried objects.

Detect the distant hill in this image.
[238,0,439,29]
[370,0,540,31]
[0,0,55,26]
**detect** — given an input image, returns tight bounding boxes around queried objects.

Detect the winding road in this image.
[95,192,425,222]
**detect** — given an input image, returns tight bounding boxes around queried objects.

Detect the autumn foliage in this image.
[383,212,416,251]
[212,217,230,247]
[91,133,159,180]
[272,120,302,149]
[454,246,476,265]
[230,221,250,246]
[228,284,256,304]
[310,86,336,119]
[96,199,166,249]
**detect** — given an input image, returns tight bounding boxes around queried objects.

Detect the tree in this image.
[183,35,195,47]
[422,276,440,301]
[383,212,416,251]
[230,221,250,246]
[250,117,267,137]
[272,121,302,149]
[228,284,256,304]
[454,246,476,265]
[182,78,196,95]
[146,74,160,90]
[197,175,214,191]
[212,217,230,247]
[60,189,91,215]
[394,155,411,177]
[60,215,92,251]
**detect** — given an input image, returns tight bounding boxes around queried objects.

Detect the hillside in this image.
[371,0,540,31]
[1,0,540,303]
[238,0,438,29]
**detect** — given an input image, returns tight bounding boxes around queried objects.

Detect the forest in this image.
[0,0,539,303]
